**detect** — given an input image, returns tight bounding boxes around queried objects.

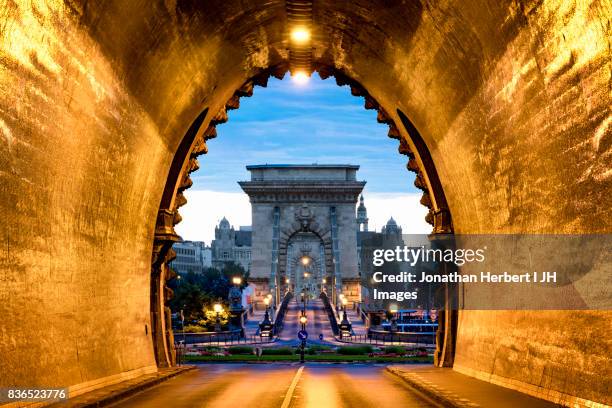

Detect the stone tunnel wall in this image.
[0,0,610,404]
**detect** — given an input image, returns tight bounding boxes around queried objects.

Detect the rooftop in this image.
[246,164,360,170]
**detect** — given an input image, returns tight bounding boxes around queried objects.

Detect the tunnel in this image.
[0,0,610,406]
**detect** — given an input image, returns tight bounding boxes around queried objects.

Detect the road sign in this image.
[298,330,308,340]
[319,333,324,341]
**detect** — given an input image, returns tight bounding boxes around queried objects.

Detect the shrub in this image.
[227,346,253,355]
[183,324,205,333]
[383,346,406,355]
[262,347,294,355]
[306,345,332,355]
[337,345,374,355]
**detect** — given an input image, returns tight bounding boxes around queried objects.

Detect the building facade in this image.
[170,241,212,275]
[239,164,365,306]
[210,217,252,272]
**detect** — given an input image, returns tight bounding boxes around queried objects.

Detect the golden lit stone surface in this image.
[0,0,609,405]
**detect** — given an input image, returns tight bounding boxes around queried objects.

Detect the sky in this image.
[175,73,430,243]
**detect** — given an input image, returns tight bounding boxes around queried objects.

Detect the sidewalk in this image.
[387,366,560,408]
[243,308,267,337]
[48,366,195,408]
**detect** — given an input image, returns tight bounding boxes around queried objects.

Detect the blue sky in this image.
[192,73,418,194]
[177,73,430,243]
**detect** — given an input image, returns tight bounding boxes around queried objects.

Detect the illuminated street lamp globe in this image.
[263,297,270,306]
[232,276,242,286]
[341,298,348,307]
[213,303,223,314]
[299,315,308,325]
[300,256,310,266]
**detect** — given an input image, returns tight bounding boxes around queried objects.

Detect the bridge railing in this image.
[272,291,293,334]
[319,292,340,335]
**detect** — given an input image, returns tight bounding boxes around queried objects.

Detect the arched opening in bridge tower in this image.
[152,71,455,369]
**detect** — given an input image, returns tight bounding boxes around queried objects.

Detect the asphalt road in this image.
[109,364,440,408]
[276,298,337,346]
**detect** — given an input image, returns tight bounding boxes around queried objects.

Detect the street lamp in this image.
[299,313,308,363]
[213,303,223,332]
[232,276,242,286]
[389,304,398,333]
[300,291,306,312]
[260,296,272,336]
[300,256,310,266]
[341,297,349,325]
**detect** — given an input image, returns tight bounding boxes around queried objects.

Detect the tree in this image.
[168,263,249,320]
[169,282,205,321]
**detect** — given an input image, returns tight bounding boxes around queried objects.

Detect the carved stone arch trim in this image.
[152,62,454,368]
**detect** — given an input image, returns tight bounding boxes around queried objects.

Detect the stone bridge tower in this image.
[239,164,365,307]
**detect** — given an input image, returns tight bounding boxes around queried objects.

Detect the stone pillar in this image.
[151,209,180,368]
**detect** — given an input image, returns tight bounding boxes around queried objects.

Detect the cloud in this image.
[174,190,252,244]
[174,190,431,244]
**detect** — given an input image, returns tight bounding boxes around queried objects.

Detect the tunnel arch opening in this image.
[149,64,456,368]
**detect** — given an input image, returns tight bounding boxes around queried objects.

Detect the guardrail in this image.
[174,330,243,345]
[336,331,436,346]
[320,292,340,335]
[175,332,275,346]
[273,292,293,334]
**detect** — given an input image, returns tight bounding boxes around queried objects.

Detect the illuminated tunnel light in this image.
[290,27,311,43]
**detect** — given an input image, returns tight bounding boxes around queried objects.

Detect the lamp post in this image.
[179,308,186,365]
[299,313,308,363]
[263,296,270,321]
[339,296,352,337]
[266,293,274,320]
[389,304,398,333]
[213,303,223,332]
[259,296,273,337]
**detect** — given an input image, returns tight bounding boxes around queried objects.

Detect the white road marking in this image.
[281,366,305,408]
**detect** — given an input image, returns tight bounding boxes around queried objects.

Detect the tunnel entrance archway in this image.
[2,1,608,405]
[151,66,455,368]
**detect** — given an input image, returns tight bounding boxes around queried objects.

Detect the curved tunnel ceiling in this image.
[0,1,610,404]
[63,0,610,233]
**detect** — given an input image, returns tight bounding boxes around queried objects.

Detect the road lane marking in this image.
[281,366,304,408]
